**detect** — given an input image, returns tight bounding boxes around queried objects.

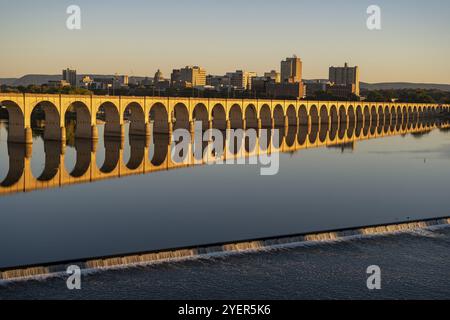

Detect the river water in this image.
[0,116,450,298]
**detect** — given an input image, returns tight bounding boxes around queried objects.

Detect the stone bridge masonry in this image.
[0,93,449,144]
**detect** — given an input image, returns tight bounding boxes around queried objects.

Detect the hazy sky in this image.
[1,0,449,83]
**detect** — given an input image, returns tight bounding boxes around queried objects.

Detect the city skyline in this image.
[1,0,450,83]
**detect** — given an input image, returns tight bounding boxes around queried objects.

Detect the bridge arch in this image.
[229,104,243,129]
[320,105,329,125]
[65,101,92,140]
[173,103,189,130]
[338,105,347,140]
[347,106,356,139]
[0,100,25,143]
[193,103,209,130]
[310,105,319,125]
[273,104,285,127]
[377,106,384,134]
[211,104,226,130]
[298,105,308,126]
[245,104,258,128]
[97,101,121,138]
[286,105,297,127]
[124,102,145,136]
[149,102,169,134]
[31,101,62,141]
[259,104,272,128]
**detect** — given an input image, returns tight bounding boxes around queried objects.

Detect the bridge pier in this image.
[25,127,33,144]
[91,125,98,140]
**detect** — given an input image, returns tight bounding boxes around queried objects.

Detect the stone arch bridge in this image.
[0,93,448,144]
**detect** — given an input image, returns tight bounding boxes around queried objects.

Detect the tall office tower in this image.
[281,56,302,83]
[62,68,77,87]
[329,63,360,96]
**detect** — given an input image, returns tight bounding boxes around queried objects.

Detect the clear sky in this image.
[1,0,449,83]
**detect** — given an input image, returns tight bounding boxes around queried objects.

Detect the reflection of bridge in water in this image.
[1,110,449,195]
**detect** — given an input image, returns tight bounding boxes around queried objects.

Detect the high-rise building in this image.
[329,63,360,96]
[171,66,206,88]
[264,70,281,83]
[62,68,77,87]
[226,70,257,90]
[281,56,302,83]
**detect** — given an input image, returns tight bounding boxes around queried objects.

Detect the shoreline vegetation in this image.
[1,84,450,104]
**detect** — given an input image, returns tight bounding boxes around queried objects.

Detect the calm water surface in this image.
[1,119,450,270]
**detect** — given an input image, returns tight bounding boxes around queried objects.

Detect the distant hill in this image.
[0,78,19,86]
[360,82,450,92]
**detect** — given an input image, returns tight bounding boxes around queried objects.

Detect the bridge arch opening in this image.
[31,101,62,141]
[319,106,329,143]
[229,104,243,129]
[383,106,390,134]
[298,105,308,127]
[97,102,121,138]
[286,105,297,127]
[193,103,209,131]
[412,107,418,125]
[396,106,402,131]
[149,103,169,134]
[173,103,189,130]
[401,106,408,130]
[310,105,319,125]
[390,106,396,132]
[377,106,384,134]
[407,107,413,129]
[0,100,25,143]
[124,102,145,136]
[245,104,258,129]
[273,105,285,127]
[330,105,338,124]
[65,101,91,141]
[211,104,226,130]
[355,106,363,123]
[354,106,363,137]
[363,106,371,123]
[371,106,377,124]
[347,106,356,139]
[320,105,329,125]
[259,104,271,128]
[338,106,347,140]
